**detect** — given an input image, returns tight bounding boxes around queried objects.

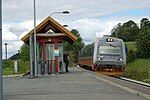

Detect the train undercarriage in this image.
[80,64,125,76]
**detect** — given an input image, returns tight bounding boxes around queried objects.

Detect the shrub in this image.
[136,33,150,59]
[2,60,13,68]
[123,59,150,83]
[126,50,137,63]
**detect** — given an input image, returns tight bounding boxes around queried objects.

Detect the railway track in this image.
[76,66,150,100]
[80,65,150,88]
[95,70,150,88]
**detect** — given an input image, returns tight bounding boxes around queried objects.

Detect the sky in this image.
[2,0,150,59]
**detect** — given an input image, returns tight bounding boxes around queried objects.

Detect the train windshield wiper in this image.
[106,43,117,48]
[105,42,116,47]
[110,44,116,47]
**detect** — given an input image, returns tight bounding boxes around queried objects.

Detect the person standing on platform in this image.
[63,53,69,72]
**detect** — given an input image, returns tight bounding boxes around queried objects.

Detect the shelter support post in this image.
[55,42,59,73]
[29,35,34,78]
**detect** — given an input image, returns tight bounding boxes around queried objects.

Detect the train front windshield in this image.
[99,46,121,54]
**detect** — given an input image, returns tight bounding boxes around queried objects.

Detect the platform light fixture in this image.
[63,25,68,27]
[50,11,70,16]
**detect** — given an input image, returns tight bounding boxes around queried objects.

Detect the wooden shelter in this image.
[21,16,78,77]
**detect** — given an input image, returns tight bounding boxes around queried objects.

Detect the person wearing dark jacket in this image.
[63,53,69,72]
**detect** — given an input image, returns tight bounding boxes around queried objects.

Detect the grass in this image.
[3,60,30,75]
[3,67,14,75]
[124,42,150,83]
[123,59,150,83]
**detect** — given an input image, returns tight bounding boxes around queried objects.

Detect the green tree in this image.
[136,18,150,58]
[20,44,30,62]
[111,20,139,42]
[63,29,84,65]
[140,18,150,28]
[139,18,150,36]
[111,23,123,38]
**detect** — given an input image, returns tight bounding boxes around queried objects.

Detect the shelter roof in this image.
[21,16,78,43]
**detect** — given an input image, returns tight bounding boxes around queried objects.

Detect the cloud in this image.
[2,0,150,58]
[2,22,31,59]
[2,19,43,59]
[2,24,19,41]
[2,23,23,59]
[9,24,27,35]
[3,0,150,22]
[71,18,120,44]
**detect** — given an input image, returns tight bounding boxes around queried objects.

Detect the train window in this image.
[99,46,121,54]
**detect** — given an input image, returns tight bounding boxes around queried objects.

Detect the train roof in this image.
[96,37,124,42]
[80,37,124,52]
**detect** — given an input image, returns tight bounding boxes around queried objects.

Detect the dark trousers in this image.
[65,61,69,72]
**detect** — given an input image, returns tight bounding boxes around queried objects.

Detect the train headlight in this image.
[107,38,114,42]
[117,58,123,61]
[98,56,103,60]
[120,58,123,61]
[110,38,114,42]
[107,38,110,41]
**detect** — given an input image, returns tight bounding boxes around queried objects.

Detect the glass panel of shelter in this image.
[46,44,55,74]
[58,44,64,72]
[37,43,64,75]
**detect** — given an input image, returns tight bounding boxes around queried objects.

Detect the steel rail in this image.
[119,77,150,88]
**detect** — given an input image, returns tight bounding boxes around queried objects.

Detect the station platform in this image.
[3,67,147,100]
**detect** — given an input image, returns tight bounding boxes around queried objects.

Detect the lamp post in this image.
[30,0,37,78]
[33,0,37,77]
[0,0,3,99]
[4,43,7,60]
[50,11,70,16]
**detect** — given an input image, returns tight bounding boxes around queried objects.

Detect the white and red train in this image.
[78,36,126,76]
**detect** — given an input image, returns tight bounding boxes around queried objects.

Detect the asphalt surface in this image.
[3,67,147,100]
